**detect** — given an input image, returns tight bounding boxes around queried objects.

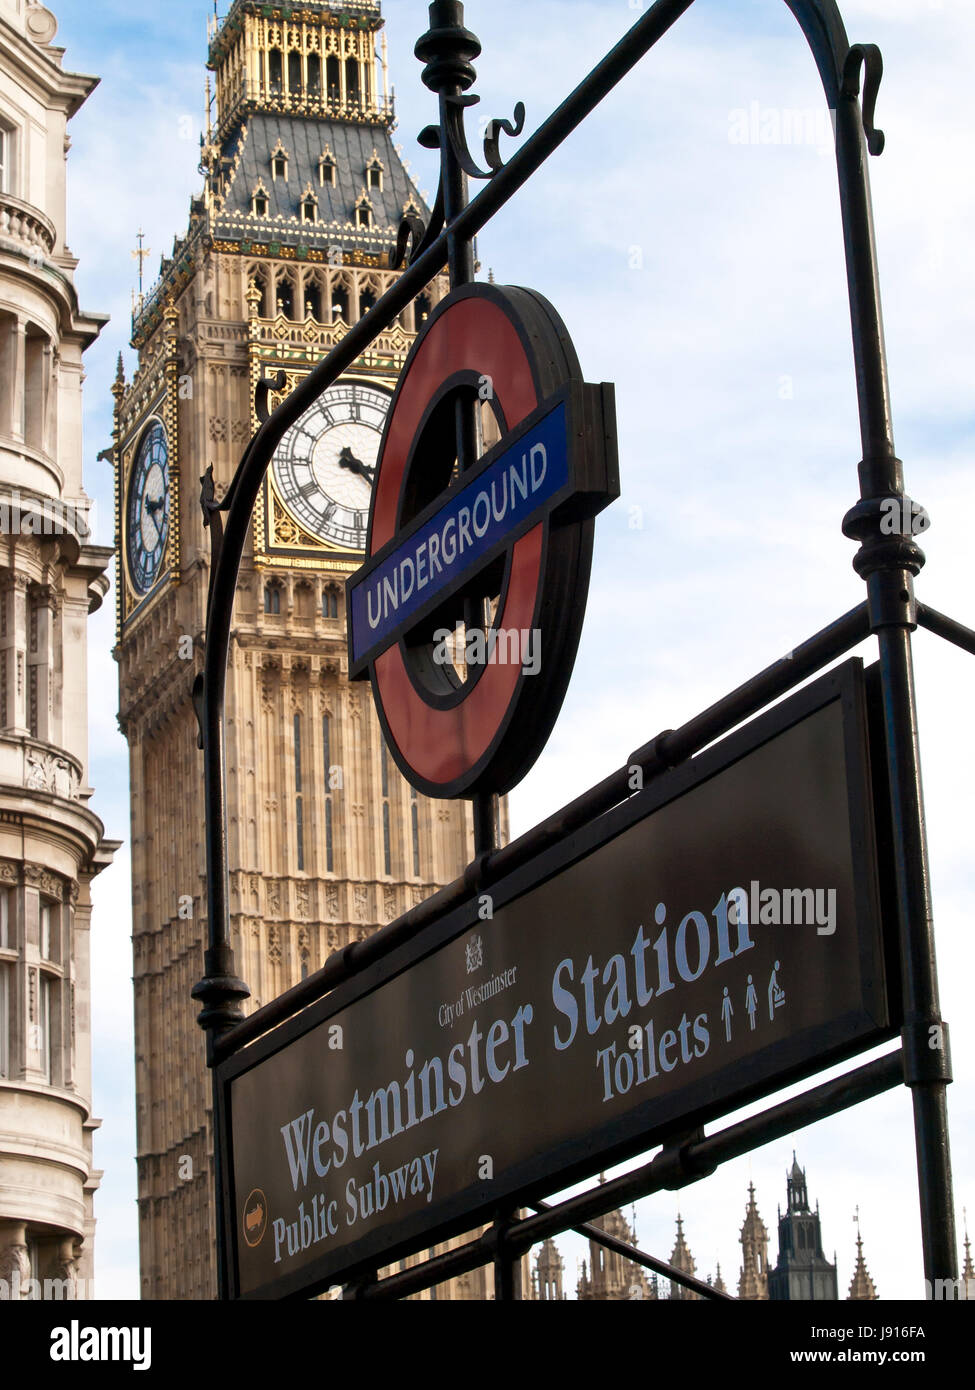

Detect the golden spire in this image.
[131,228,151,304]
[846,1207,878,1300]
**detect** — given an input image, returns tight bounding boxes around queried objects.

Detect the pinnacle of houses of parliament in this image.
[110,0,489,1299]
[846,1223,878,1301]
[738,1180,770,1299]
[533,1238,565,1300]
[576,1189,658,1301]
[0,0,118,1297]
[957,1215,973,1301]
[667,1213,700,1300]
[767,1155,839,1301]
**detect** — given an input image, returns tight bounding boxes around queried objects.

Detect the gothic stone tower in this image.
[112,0,479,1299]
[738,1181,770,1299]
[768,1156,839,1301]
[0,0,117,1297]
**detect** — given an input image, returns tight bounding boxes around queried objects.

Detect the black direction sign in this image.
[218,660,897,1299]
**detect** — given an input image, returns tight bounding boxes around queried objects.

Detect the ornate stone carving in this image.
[0,1242,31,1299]
[266,882,281,916]
[24,863,64,899]
[0,860,18,884]
[353,886,368,922]
[25,748,79,800]
[384,887,397,922]
[325,885,339,920]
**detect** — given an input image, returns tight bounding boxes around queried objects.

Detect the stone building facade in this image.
[0,0,117,1298]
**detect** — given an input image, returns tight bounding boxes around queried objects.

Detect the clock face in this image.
[127,419,170,595]
[272,380,392,551]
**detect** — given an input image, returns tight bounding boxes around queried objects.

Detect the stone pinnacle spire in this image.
[847,1230,878,1301]
[669,1214,699,1300]
[738,1181,770,1300]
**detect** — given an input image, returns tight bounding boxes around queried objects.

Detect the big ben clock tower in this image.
[112,0,488,1300]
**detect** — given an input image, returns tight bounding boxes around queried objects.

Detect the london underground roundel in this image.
[347,283,619,799]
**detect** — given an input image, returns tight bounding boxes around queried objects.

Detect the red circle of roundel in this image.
[369,293,544,793]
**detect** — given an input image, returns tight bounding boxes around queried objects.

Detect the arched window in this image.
[275,276,295,320]
[323,714,335,874]
[301,197,317,224]
[0,124,13,196]
[326,56,340,102]
[251,269,269,316]
[268,48,283,95]
[288,51,302,95]
[264,584,281,615]
[322,588,339,619]
[294,713,305,872]
[366,154,384,192]
[359,287,376,316]
[381,744,392,876]
[319,153,336,187]
[304,283,322,321]
[355,198,373,230]
[415,292,432,324]
[307,54,322,97]
[411,786,420,877]
[251,182,269,217]
[271,141,288,180]
[345,56,360,105]
[331,283,350,323]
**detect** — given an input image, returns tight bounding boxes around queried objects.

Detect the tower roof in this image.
[847,1233,878,1301]
[212,114,425,258]
[740,1181,769,1241]
[786,1152,810,1213]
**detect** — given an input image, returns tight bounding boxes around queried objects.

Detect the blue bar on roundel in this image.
[350,399,569,667]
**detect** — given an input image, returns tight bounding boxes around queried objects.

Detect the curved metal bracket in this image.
[484,101,527,174]
[444,92,527,181]
[390,177,446,270]
[255,369,288,424]
[842,42,886,155]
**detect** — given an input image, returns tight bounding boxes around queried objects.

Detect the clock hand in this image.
[146,495,165,516]
[338,448,376,486]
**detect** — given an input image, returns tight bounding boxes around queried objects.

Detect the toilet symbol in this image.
[768,960,786,1021]
[721,986,734,1042]
[745,975,758,1031]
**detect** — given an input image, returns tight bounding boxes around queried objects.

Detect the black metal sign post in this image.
[194,0,966,1300]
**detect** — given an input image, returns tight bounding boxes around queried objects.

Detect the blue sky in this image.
[47,0,974,1298]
